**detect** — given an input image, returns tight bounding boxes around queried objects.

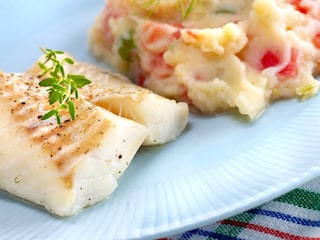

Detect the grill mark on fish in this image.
[0,73,112,188]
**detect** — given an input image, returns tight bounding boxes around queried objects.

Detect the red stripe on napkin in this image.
[221,219,319,240]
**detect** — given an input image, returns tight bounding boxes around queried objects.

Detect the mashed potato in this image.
[89,0,320,119]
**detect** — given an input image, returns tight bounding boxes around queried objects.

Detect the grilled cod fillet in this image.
[27,54,189,145]
[0,72,147,216]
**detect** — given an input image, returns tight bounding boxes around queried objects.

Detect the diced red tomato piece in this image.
[171,22,184,39]
[260,50,281,69]
[135,69,147,86]
[172,30,182,39]
[150,54,174,78]
[313,33,320,49]
[289,0,309,14]
[185,30,201,39]
[172,22,184,29]
[179,86,193,105]
[260,48,299,79]
[278,48,299,78]
[141,22,180,54]
[143,23,169,45]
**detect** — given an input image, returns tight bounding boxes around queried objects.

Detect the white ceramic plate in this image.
[1,1,320,239]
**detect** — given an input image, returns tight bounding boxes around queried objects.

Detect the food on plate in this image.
[89,0,320,119]
[0,71,148,216]
[27,52,189,145]
[0,48,188,216]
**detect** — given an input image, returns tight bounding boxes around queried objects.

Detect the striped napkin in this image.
[166,176,320,240]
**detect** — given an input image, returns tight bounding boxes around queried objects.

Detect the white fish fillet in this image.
[27,54,189,145]
[0,72,147,216]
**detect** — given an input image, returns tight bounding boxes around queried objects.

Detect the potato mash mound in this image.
[89,0,320,119]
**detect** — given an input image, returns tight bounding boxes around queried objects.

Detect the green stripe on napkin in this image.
[275,189,320,211]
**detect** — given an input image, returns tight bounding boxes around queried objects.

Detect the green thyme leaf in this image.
[48,90,61,105]
[68,74,91,87]
[39,78,56,86]
[52,84,66,92]
[54,50,64,55]
[68,101,75,120]
[42,110,58,120]
[60,104,68,109]
[64,58,74,64]
[56,114,62,125]
[38,48,91,125]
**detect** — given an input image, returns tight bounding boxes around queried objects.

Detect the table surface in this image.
[166,176,320,240]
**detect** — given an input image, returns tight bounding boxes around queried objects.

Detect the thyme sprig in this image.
[38,48,91,125]
[135,0,203,20]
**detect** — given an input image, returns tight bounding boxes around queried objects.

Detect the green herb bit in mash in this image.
[133,0,161,19]
[38,48,91,125]
[214,8,235,14]
[296,83,318,100]
[117,30,136,62]
[135,0,203,20]
[178,0,203,20]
